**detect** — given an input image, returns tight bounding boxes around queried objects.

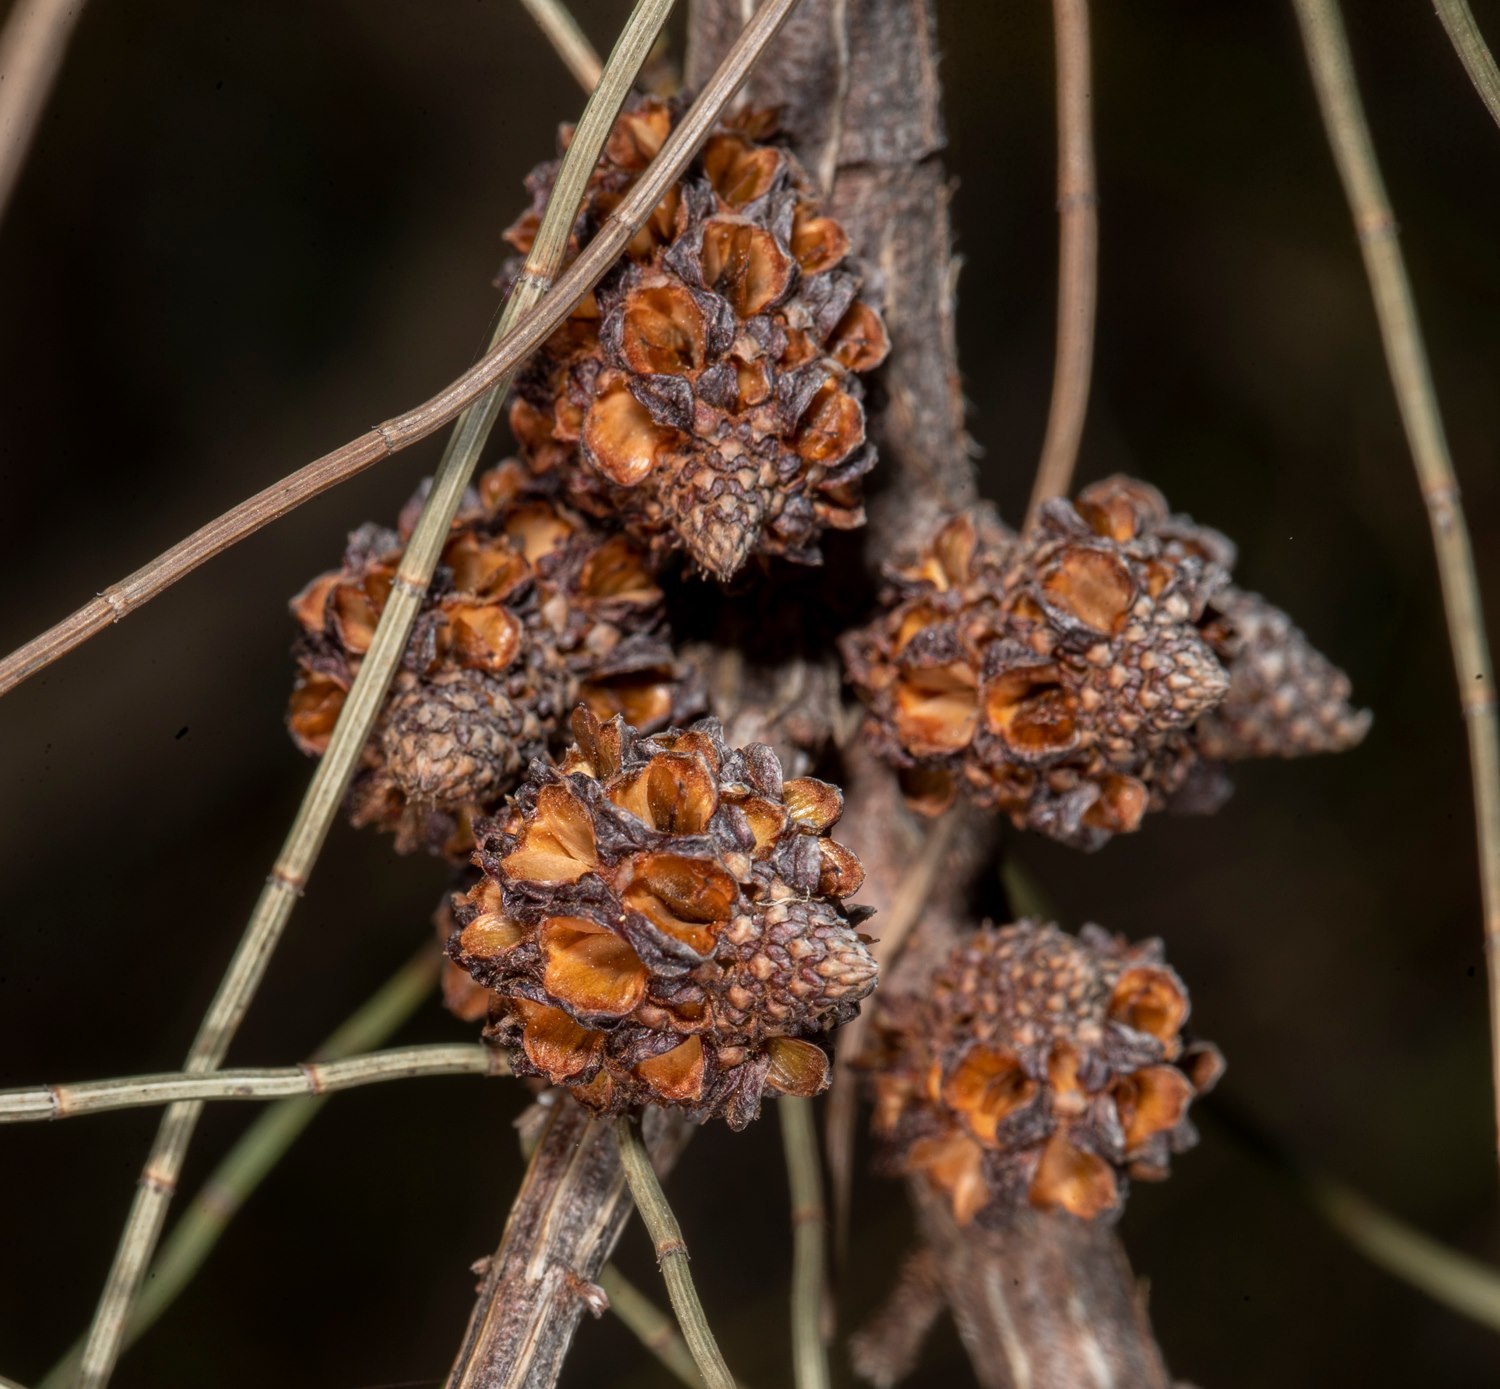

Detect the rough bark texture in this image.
[691,6,1173,1388]
[910,1184,1172,1389]
[444,1099,691,1389]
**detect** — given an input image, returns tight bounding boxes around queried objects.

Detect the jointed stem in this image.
[0,0,801,700]
[71,5,677,1383]
[597,1265,706,1389]
[1025,0,1098,528]
[0,0,88,226]
[521,0,603,91]
[615,1114,737,1389]
[1434,0,1500,133]
[779,1098,831,1389]
[1291,0,1500,1172]
[38,947,439,1389]
[0,1044,505,1122]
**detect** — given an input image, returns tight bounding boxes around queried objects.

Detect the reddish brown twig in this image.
[1025,0,1098,529]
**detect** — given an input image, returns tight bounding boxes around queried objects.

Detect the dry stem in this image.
[0,1045,505,1122]
[1434,0,1500,132]
[0,0,87,225]
[1025,0,1098,528]
[521,0,603,91]
[0,0,801,700]
[70,7,676,1382]
[778,1097,831,1389]
[615,1114,737,1389]
[1292,0,1500,1168]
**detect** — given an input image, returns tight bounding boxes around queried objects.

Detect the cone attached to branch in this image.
[505,98,890,579]
[446,706,877,1128]
[866,919,1222,1226]
[841,476,1370,848]
[288,462,698,858]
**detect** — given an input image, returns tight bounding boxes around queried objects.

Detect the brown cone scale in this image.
[866,920,1223,1226]
[503,98,889,579]
[287,462,698,859]
[446,707,877,1128]
[841,476,1371,848]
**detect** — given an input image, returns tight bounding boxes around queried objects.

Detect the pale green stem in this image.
[39,947,439,1389]
[779,1098,831,1389]
[71,5,675,1382]
[0,1045,503,1121]
[1434,0,1500,132]
[615,1115,737,1389]
[1292,0,1500,1174]
[598,1265,705,1389]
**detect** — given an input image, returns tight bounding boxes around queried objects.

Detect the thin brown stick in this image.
[521,0,603,90]
[1025,0,1098,528]
[1292,0,1500,1167]
[71,5,678,1382]
[0,0,801,701]
[615,1114,737,1389]
[0,1045,506,1122]
[779,1097,830,1389]
[0,0,87,225]
[1434,0,1500,133]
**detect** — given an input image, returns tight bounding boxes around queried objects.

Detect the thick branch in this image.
[444,1099,691,1389]
[909,1185,1170,1389]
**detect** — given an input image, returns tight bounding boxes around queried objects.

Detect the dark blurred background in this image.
[2,1,1499,1384]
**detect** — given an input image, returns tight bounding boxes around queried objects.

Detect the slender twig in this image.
[1025,0,1098,528]
[1292,0,1500,1168]
[0,1044,504,1122]
[1312,1177,1500,1334]
[597,1265,705,1389]
[615,1114,737,1389]
[521,0,603,90]
[71,8,677,1384]
[779,1098,831,1389]
[1434,0,1500,133]
[38,946,439,1389]
[0,0,801,700]
[0,0,88,225]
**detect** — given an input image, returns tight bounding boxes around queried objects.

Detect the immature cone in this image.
[505,99,889,578]
[868,920,1223,1226]
[841,476,1370,847]
[446,706,877,1128]
[287,462,696,858]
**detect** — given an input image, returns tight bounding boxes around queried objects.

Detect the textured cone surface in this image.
[446,706,877,1128]
[1196,586,1373,760]
[504,98,889,578]
[867,920,1222,1226]
[841,475,1370,848]
[287,462,697,859]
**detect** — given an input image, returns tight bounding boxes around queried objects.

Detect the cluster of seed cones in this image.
[445,708,877,1128]
[867,920,1222,1225]
[288,462,697,858]
[841,476,1371,848]
[505,99,890,579]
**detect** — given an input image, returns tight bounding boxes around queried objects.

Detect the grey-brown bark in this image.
[443,1099,691,1389]
[692,5,1174,1388]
